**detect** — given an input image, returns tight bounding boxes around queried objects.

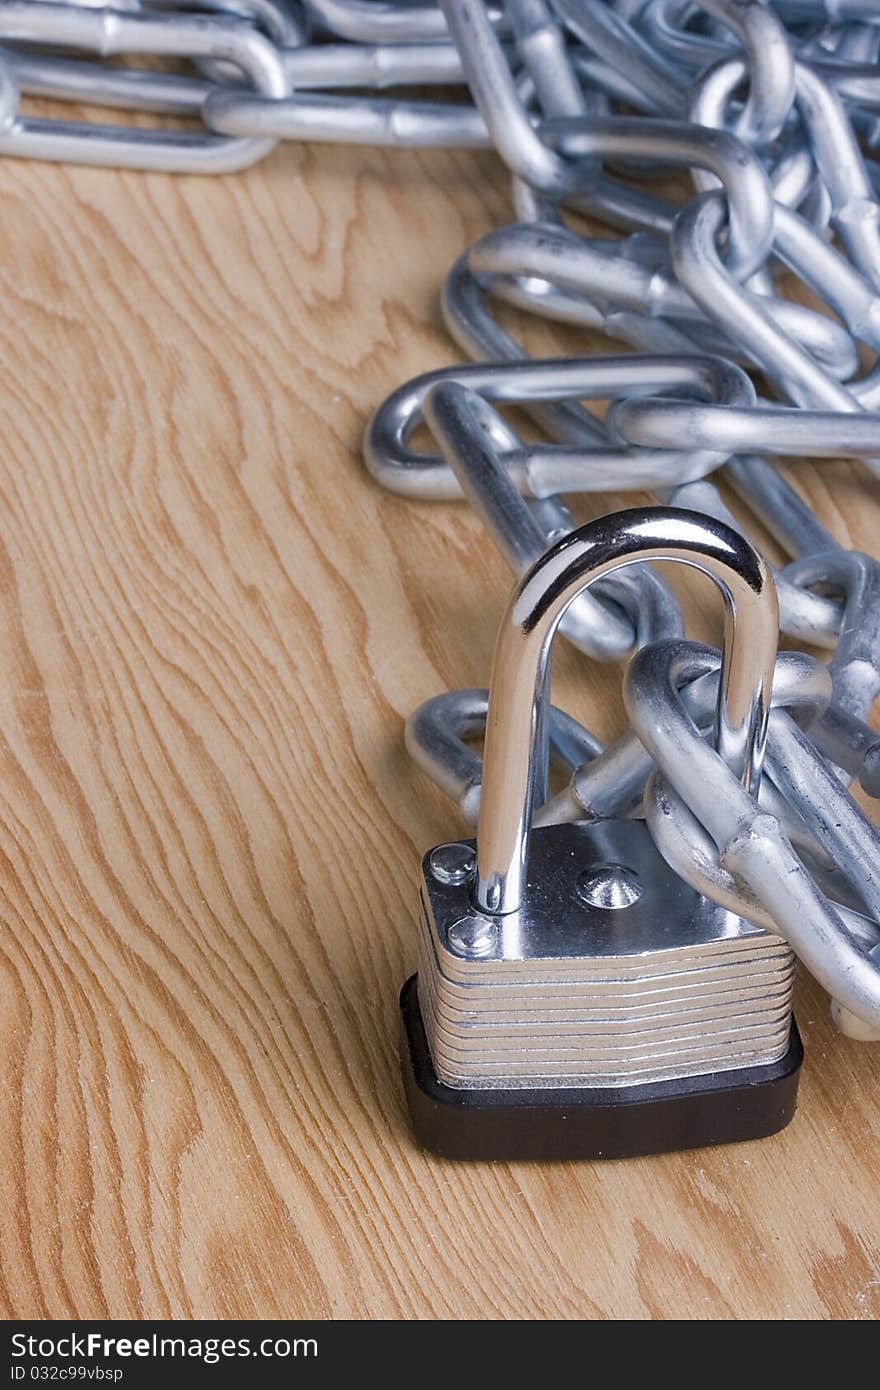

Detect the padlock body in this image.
[402,820,803,1157]
[418,820,796,1090]
[399,974,802,1160]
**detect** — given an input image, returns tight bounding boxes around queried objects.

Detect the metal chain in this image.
[5,0,880,1039]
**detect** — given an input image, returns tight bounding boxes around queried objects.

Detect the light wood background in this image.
[0,122,878,1322]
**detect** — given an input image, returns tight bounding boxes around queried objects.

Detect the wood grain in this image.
[0,127,878,1322]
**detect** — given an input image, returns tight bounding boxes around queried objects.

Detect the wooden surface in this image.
[0,130,878,1323]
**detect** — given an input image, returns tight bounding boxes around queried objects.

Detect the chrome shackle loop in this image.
[475,506,778,914]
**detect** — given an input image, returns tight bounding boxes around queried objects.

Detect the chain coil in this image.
[6,0,880,1041]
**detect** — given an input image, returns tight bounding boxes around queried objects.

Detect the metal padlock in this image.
[400,507,803,1160]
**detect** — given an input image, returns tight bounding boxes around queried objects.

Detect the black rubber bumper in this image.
[399,975,803,1162]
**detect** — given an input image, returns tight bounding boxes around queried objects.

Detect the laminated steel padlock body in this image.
[417,820,795,1090]
[401,508,803,1161]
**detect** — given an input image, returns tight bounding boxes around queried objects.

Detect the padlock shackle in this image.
[476,506,778,915]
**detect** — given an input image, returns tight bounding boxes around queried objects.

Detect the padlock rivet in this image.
[576,863,643,911]
[447,913,496,958]
[430,842,476,886]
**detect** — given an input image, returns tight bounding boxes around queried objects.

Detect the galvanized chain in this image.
[5,0,880,1044]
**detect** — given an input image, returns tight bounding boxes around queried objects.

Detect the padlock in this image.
[400,506,803,1161]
